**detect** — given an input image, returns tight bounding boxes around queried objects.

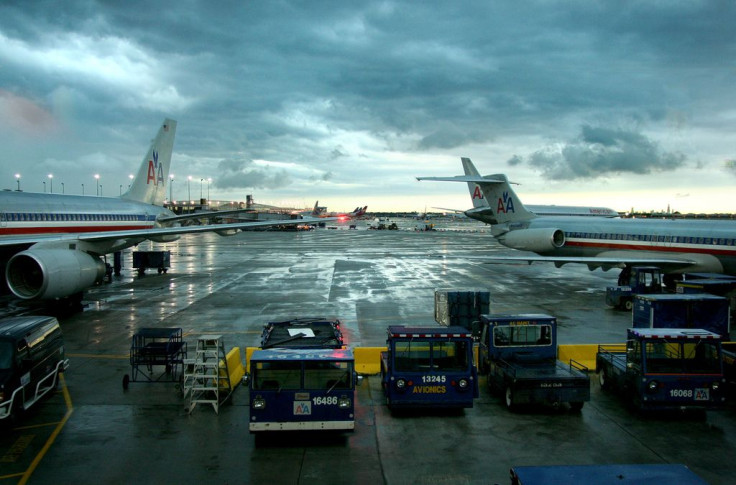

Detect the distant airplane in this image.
[418,158,736,281]
[300,202,368,220]
[0,118,326,304]
[434,158,619,221]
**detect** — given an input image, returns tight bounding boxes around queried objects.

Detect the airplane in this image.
[434,158,619,221]
[300,202,368,220]
[0,118,329,304]
[417,158,736,282]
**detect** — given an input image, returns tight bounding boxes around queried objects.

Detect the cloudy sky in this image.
[1,1,734,213]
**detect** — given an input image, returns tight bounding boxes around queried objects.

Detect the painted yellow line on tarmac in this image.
[18,373,74,485]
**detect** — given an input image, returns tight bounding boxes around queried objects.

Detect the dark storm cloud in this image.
[510,125,687,180]
[0,1,733,205]
[215,158,291,190]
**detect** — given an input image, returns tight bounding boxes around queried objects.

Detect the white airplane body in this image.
[0,119,327,301]
[418,158,736,277]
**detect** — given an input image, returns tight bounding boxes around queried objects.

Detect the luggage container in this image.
[434,288,490,337]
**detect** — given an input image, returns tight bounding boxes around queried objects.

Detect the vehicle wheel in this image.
[624,299,633,311]
[599,369,609,391]
[570,401,584,412]
[504,386,516,411]
[123,374,130,391]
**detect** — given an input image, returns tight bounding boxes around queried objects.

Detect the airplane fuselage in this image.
[497,216,736,275]
[0,191,174,237]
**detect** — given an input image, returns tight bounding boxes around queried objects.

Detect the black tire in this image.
[624,299,633,311]
[122,374,130,390]
[504,386,516,411]
[599,369,609,391]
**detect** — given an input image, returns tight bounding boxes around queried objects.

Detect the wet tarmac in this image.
[1,225,734,485]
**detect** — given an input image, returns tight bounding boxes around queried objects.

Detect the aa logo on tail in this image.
[472,186,484,200]
[146,150,164,186]
[497,191,515,214]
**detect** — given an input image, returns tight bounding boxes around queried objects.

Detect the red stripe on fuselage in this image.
[566,239,736,256]
[0,225,154,236]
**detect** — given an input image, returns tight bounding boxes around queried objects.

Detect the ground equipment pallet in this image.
[123,327,187,390]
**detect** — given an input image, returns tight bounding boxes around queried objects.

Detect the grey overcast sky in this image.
[1,1,734,213]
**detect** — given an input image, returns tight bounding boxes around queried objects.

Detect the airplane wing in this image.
[0,217,333,248]
[472,255,698,272]
[156,208,259,224]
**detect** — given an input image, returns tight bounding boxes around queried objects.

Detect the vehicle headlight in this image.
[395,378,406,390]
[712,382,720,391]
[458,378,469,390]
[253,396,266,409]
[647,380,659,392]
[338,396,351,408]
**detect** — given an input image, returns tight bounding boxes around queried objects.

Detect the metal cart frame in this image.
[123,327,187,390]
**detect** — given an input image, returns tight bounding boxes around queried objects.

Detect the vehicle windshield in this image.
[394,340,469,372]
[645,340,721,374]
[0,342,13,370]
[252,360,302,390]
[493,325,552,347]
[304,361,352,390]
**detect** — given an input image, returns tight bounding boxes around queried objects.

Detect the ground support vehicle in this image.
[132,250,171,276]
[724,342,736,399]
[248,348,357,432]
[380,326,478,409]
[260,317,344,349]
[509,464,709,485]
[597,328,726,411]
[122,327,187,390]
[605,266,663,311]
[633,293,730,338]
[0,316,68,422]
[434,288,490,337]
[479,314,589,411]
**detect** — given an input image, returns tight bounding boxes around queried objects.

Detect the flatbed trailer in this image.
[479,314,590,411]
[597,328,726,410]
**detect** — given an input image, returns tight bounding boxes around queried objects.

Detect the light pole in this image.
[15,173,20,191]
[128,174,134,190]
[200,178,204,200]
[120,184,123,195]
[61,182,65,194]
[81,183,85,196]
[43,181,46,193]
[169,174,174,203]
[48,174,53,194]
[187,176,192,202]
[94,174,100,196]
[207,178,212,202]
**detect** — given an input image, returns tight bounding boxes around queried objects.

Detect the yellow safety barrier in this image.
[354,347,386,375]
[219,347,245,390]
[558,344,606,372]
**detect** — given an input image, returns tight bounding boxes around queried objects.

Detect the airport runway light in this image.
[95,174,100,196]
[14,173,20,191]
[48,174,53,194]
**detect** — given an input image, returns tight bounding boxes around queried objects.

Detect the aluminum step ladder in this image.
[185,335,231,414]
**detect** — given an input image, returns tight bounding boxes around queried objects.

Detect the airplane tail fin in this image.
[122,118,177,205]
[417,157,536,225]
[461,157,487,210]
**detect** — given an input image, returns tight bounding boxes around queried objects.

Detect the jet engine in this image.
[498,228,565,253]
[5,249,107,300]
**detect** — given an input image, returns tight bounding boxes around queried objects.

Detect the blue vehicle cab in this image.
[380,326,479,409]
[248,348,357,432]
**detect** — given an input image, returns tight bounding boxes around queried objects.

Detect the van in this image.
[0,316,68,422]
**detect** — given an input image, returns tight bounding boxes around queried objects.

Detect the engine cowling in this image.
[5,249,107,300]
[498,228,565,253]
